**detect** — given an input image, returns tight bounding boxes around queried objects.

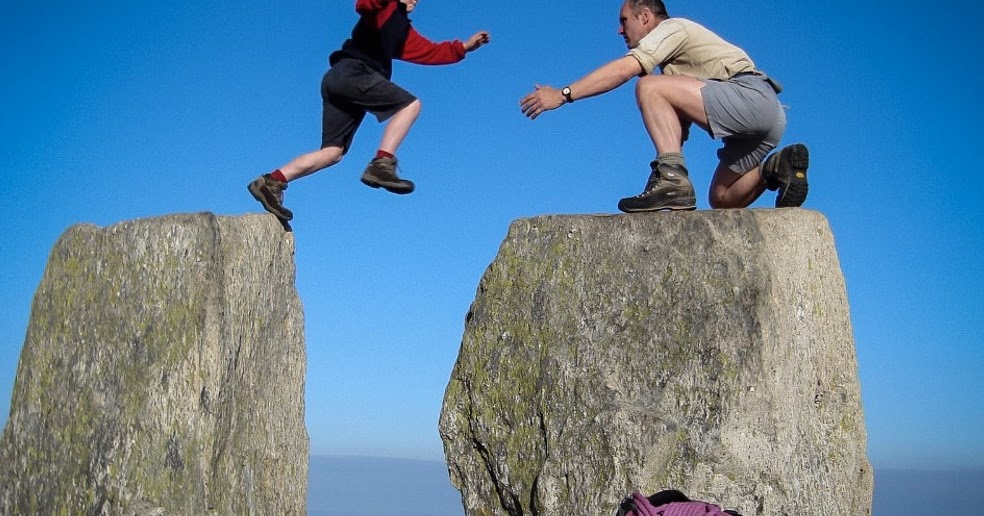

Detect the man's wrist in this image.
[562,86,574,103]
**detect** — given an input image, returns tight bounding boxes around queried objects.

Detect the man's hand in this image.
[464,31,491,52]
[520,85,565,120]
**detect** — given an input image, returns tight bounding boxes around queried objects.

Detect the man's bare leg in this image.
[619,75,709,212]
[635,75,709,154]
[709,162,767,209]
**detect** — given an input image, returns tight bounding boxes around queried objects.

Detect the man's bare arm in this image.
[520,56,643,120]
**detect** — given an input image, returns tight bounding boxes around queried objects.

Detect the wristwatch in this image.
[562,86,574,103]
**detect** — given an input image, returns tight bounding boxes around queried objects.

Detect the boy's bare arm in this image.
[464,31,491,52]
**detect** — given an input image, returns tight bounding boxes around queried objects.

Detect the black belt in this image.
[731,71,783,94]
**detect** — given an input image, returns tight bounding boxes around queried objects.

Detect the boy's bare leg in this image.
[280,146,345,182]
[378,99,422,155]
[360,100,422,195]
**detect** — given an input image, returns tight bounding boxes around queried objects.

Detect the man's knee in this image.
[635,75,664,99]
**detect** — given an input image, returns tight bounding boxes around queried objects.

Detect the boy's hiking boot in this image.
[762,143,809,208]
[360,156,414,194]
[618,161,697,213]
[248,174,293,221]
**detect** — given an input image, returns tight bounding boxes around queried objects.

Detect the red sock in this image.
[375,150,395,160]
[270,170,288,183]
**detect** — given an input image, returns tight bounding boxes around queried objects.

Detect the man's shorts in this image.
[320,58,418,152]
[700,73,786,174]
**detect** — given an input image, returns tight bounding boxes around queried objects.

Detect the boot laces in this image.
[643,161,664,192]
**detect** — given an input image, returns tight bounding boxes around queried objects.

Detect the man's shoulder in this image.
[638,17,687,46]
[662,17,705,32]
[664,17,721,37]
[662,17,693,28]
[644,17,689,40]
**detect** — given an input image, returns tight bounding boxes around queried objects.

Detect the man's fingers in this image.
[520,101,542,120]
[520,88,549,120]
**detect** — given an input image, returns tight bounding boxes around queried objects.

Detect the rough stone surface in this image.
[440,209,872,516]
[0,213,308,515]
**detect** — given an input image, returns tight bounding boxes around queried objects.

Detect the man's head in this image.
[618,0,668,49]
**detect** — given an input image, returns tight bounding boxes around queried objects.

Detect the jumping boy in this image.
[249,0,491,221]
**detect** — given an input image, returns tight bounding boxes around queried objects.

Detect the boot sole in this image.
[618,199,697,213]
[776,144,809,208]
[360,177,415,195]
[248,182,293,221]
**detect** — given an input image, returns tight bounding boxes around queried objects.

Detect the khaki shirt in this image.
[628,18,756,80]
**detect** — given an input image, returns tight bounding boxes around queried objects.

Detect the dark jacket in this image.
[329,0,466,79]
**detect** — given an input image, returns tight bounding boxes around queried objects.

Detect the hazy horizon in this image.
[308,455,983,516]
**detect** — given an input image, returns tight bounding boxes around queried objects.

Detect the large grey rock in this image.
[440,209,872,516]
[0,213,308,515]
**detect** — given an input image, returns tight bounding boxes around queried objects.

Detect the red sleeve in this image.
[399,27,466,65]
[355,0,392,15]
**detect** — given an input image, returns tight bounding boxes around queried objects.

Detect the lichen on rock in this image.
[0,213,308,515]
[440,209,872,516]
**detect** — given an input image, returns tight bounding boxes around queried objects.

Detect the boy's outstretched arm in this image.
[400,29,491,65]
[464,31,491,52]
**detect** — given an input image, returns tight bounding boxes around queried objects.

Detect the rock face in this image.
[0,213,308,515]
[440,209,872,516]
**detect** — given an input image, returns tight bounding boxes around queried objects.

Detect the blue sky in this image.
[1,0,981,470]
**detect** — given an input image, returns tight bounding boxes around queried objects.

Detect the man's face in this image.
[618,1,649,49]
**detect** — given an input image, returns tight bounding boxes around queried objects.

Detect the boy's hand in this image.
[464,31,491,52]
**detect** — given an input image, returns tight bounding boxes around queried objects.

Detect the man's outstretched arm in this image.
[520,56,643,120]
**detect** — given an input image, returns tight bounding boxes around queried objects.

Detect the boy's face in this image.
[400,0,418,12]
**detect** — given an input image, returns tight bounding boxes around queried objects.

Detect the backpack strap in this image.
[646,490,690,507]
[631,492,661,516]
[616,490,743,516]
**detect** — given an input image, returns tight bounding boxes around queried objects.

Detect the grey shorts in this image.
[701,74,786,174]
[320,58,417,152]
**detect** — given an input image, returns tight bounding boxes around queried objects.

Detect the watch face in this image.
[563,87,571,95]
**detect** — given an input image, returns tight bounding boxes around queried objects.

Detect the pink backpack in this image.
[616,490,743,516]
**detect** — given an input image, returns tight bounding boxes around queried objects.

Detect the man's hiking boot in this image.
[761,143,809,208]
[360,156,414,194]
[618,161,697,213]
[248,174,293,221]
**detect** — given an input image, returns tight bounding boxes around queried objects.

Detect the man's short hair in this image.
[628,0,669,17]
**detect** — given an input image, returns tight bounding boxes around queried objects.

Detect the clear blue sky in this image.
[1,1,981,470]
